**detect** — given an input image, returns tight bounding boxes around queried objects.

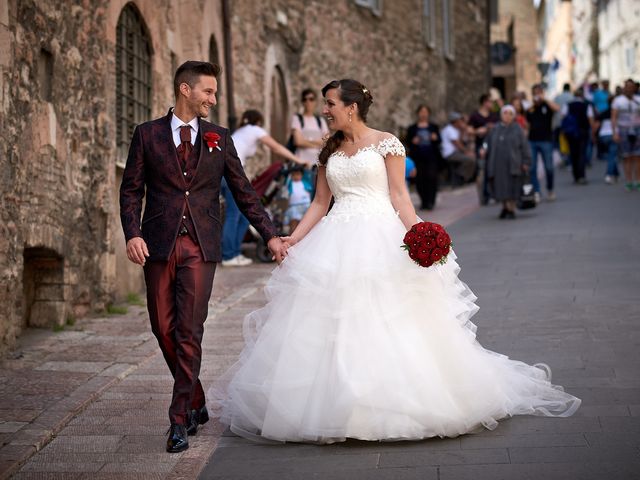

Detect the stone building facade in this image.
[0,0,489,354]
[535,0,573,96]
[490,0,539,100]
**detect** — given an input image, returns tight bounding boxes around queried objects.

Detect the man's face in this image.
[624,80,636,97]
[532,87,544,102]
[185,75,218,118]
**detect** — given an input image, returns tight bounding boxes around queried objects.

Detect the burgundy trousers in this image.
[144,234,216,425]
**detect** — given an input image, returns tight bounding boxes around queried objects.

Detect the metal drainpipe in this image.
[222,0,237,132]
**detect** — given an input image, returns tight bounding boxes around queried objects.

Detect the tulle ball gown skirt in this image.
[210,212,581,444]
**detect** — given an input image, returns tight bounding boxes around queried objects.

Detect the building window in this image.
[38,48,54,102]
[116,3,152,164]
[209,35,221,125]
[490,0,498,23]
[423,0,436,48]
[442,0,454,59]
[354,0,383,16]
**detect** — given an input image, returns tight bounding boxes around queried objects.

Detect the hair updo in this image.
[318,79,374,166]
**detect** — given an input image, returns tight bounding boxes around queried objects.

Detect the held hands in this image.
[267,237,290,264]
[126,237,149,266]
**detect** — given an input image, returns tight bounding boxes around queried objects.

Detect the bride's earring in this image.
[349,111,352,123]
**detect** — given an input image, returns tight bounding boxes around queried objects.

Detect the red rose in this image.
[204,132,221,151]
[416,251,431,265]
[436,233,450,248]
[403,231,416,245]
[415,223,427,234]
[430,248,444,263]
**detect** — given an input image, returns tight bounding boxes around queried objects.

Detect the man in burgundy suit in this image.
[120,61,286,453]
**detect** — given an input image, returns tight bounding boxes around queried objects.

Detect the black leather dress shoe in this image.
[187,405,210,436]
[166,424,189,453]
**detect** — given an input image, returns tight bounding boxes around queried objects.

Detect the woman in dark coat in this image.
[406,105,442,210]
[485,105,532,219]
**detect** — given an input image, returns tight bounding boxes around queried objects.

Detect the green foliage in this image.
[106,304,128,315]
[126,292,145,306]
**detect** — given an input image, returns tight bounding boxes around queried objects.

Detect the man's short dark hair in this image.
[563,83,571,92]
[174,61,221,98]
[479,93,490,105]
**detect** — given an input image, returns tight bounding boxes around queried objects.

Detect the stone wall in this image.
[0,0,115,353]
[230,0,489,145]
[0,0,488,355]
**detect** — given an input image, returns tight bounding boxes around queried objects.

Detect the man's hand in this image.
[126,237,149,266]
[613,133,621,144]
[267,237,289,264]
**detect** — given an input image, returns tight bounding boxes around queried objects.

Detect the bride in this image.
[211,79,580,443]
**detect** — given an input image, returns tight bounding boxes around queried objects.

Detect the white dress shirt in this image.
[170,113,199,148]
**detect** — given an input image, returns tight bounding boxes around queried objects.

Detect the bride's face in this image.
[322,88,354,131]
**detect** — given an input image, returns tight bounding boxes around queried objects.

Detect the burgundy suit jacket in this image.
[119,109,276,262]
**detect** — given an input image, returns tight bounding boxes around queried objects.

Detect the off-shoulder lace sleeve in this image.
[377,135,406,158]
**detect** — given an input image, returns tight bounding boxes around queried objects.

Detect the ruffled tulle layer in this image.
[210,212,581,444]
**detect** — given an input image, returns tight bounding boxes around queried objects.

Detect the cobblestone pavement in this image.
[198,164,640,480]
[2,185,477,479]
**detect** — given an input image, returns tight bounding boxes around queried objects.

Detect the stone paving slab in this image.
[198,165,640,479]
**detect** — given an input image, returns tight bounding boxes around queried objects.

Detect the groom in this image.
[120,61,285,453]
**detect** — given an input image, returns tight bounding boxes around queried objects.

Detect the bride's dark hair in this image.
[318,79,374,166]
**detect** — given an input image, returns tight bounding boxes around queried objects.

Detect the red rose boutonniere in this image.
[204,132,221,152]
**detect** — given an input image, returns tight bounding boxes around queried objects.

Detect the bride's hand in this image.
[281,236,298,247]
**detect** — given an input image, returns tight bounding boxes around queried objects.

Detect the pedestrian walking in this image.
[485,105,532,219]
[119,61,287,453]
[222,110,303,267]
[561,88,594,184]
[469,93,499,204]
[611,78,640,191]
[595,97,620,184]
[526,84,560,202]
[553,83,574,168]
[406,104,442,210]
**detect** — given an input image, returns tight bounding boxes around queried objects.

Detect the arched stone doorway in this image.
[23,247,66,328]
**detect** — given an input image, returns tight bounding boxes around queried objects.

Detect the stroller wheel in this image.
[256,238,275,263]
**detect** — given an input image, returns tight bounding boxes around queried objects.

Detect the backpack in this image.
[560,114,580,139]
[286,114,323,152]
[562,101,589,138]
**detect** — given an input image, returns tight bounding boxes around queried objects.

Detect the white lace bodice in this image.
[323,135,405,221]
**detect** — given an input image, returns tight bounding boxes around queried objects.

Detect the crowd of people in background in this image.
[405,77,640,219]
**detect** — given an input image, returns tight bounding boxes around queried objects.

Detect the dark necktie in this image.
[177,125,192,169]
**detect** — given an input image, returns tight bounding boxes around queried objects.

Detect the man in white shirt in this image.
[612,78,640,191]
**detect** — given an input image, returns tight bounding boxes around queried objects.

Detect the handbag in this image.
[517,178,537,210]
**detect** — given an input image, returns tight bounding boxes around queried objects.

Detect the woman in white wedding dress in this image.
[211,79,580,443]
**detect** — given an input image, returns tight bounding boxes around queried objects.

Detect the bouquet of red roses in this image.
[402,221,452,268]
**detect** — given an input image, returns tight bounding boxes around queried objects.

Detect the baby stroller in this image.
[244,161,292,262]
